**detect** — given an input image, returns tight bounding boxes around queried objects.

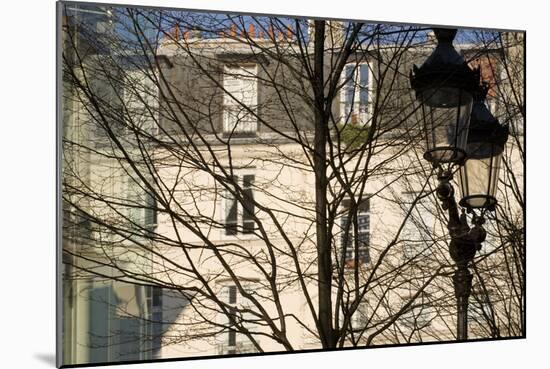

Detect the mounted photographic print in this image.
[57,1,525,366]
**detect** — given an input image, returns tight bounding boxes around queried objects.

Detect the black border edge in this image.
[522,29,527,341]
[56,1,63,368]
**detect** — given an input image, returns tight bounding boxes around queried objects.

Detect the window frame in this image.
[339,197,371,267]
[145,286,163,359]
[222,64,259,137]
[339,299,370,332]
[216,282,258,355]
[339,61,374,126]
[126,176,158,236]
[220,169,257,240]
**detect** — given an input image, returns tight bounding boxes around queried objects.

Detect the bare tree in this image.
[60,3,524,365]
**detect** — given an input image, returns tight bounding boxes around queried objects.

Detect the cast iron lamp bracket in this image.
[435,166,485,340]
[436,168,486,256]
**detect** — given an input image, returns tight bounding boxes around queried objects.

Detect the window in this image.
[340,300,369,332]
[218,284,257,355]
[146,286,163,359]
[86,68,126,147]
[224,174,255,236]
[340,62,371,125]
[127,177,158,234]
[74,209,94,243]
[227,286,237,351]
[223,65,258,136]
[340,198,370,266]
[124,71,159,138]
[144,191,158,232]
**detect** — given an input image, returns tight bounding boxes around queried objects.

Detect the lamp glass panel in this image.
[459,141,503,208]
[422,87,473,163]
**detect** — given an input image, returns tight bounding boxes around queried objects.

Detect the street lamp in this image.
[458,85,509,211]
[410,28,509,340]
[410,28,480,165]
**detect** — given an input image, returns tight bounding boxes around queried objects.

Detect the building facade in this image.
[60,8,525,365]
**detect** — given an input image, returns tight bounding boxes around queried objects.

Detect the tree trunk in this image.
[312,20,335,349]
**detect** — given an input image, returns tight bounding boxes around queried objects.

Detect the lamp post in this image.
[411,28,509,340]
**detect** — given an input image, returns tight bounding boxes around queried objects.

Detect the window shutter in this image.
[225,176,239,235]
[228,285,237,304]
[144,191,157,230]
[341,198,370,264]
[357,198,370,262]
[359,64,369,105]
[343,64,355,105]
[242,175,255,234]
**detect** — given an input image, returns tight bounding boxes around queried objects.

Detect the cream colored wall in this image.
[150,141,412,356]
[151,131,523,356]
[152,141,318,356]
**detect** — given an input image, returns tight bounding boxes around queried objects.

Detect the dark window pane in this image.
[225,177,238,235]
[359,64,369,105]
[152,311,162,323]
[243,175,255,233]
[344,65,354,105]
[228,329,236,346]
[117,317,141,361]
[153,287,162,307]
[225,223,238,236]
[145,192,157,227]
[228,286,237,304]
[243,175,254,189]
[357,231,369,246]
[342,198,370,263]
[243,221,255,234]
[341,214,351,251]
[88,287,110,362]
[228,304,237,346]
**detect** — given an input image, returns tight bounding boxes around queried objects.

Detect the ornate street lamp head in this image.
[411,28,480,165]
[458,85,509,210]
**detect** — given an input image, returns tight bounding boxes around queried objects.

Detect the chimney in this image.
[230,24,237,37]
[172,25,180,39]
[248,23,255,38]
[286,27,293,40]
